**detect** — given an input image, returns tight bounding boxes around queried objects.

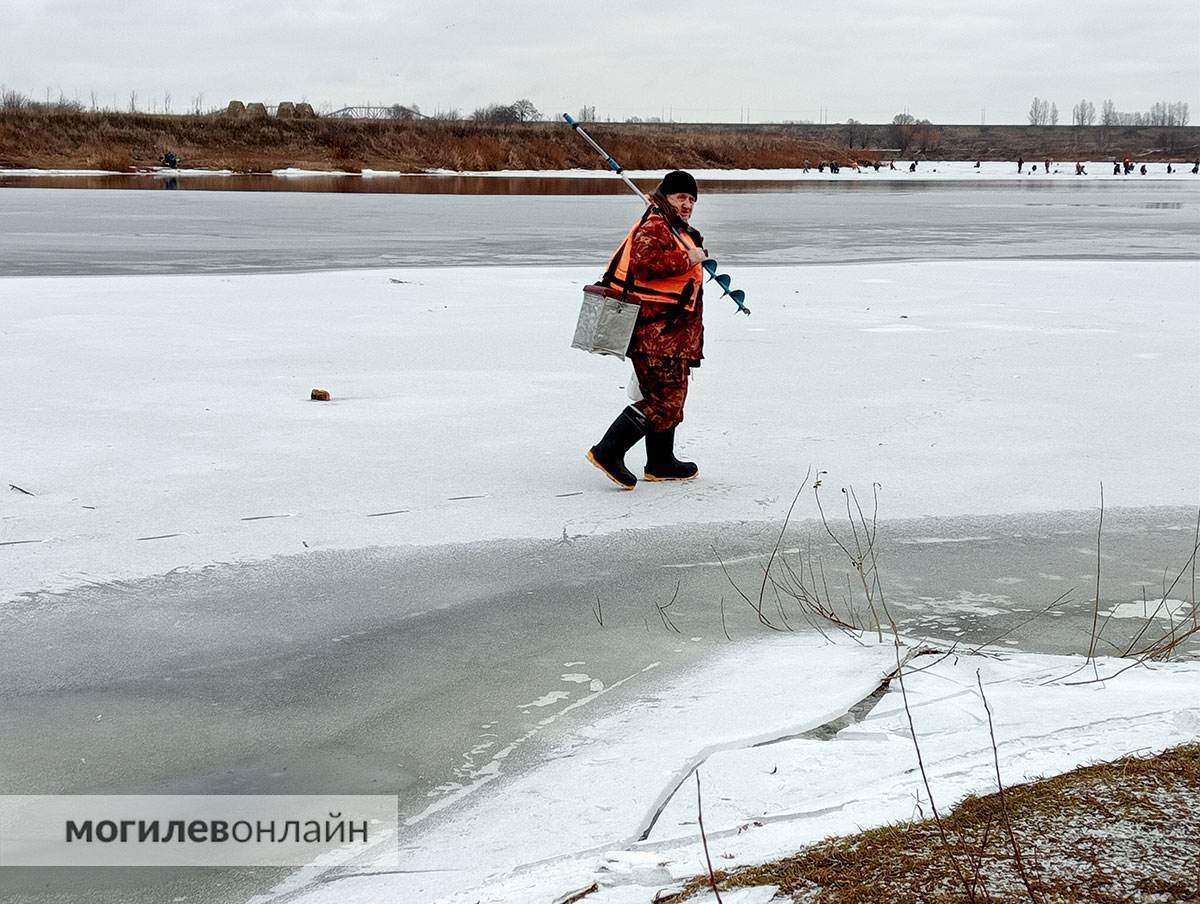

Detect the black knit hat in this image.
[658,170,698,198]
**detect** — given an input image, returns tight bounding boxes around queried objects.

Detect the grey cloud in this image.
[2,0,1195,122]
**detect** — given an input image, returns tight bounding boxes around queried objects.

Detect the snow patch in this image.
[521,691,571,708]
[269,644,1200,904]
[1103,598,1193,620]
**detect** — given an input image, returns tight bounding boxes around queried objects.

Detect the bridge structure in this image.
[325,105,426,120]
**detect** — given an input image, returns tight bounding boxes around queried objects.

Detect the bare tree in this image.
[1050,102,1059,125]
[511,98,541,122]
[889,112,917,153]
[1072,99,1096,126]
[163,90,171,114]
[470,103,523,123]
[129,90,137,113]
[2,88,30,110]
[1100,98,1117,126]
[577,104,596,121]
[914,119,941,153]
[1101,99,1190,127]
[388,103,421,121]
[844,118,866,148]
[1027,96,1052,125]
[1148,100,1190,127]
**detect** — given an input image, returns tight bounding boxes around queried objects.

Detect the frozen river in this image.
[2,177,1197,904]
[1,178,1197,276]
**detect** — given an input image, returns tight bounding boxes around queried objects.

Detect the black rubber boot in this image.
[644,425,698,481]
[587,406,648,489]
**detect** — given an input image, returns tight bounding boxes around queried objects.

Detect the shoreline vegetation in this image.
[2,109,1198,174]
[670,743,1200,903]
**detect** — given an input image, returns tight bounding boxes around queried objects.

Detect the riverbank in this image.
[0,110,861,173]
[3,109,1197,173]
[671,742,1200,904]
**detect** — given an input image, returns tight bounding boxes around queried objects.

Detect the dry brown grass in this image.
[664,744,1200,904]
[0,109,868,172]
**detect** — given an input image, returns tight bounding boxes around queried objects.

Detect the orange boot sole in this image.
[643,468,700,482]
[586,450,636,490]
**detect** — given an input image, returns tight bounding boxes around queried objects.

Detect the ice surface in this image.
[411,161,1192,181]
[3,260,1197,604]
[258,641,1200,904]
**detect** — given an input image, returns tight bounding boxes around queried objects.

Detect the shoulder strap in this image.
[600,206,656,289]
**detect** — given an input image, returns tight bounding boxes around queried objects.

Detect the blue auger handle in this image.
[564,112,749,314]
[564,114,622,172]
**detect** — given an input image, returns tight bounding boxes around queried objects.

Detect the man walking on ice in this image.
[586,170,708,490]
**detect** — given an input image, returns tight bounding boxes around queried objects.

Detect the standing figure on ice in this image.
[586,171,708,490]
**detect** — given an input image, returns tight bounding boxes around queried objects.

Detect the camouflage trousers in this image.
[631,355,691,431]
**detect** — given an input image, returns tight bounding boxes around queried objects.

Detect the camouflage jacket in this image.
[627,211,705,364]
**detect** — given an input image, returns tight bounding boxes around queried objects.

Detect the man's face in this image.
[666,192,696,222]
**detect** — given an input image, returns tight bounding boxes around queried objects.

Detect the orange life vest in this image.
[598,208,703,311]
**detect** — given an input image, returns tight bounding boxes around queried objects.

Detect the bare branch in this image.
[977,670,1042,902]
[695,771,724,904]
[1086,483,1104,662]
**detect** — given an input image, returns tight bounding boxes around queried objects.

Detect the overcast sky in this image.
[4,0,1198,123]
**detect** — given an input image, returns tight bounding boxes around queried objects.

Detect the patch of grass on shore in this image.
[668,744,1200,903]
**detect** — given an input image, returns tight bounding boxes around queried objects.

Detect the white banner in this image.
[0,795,397,866]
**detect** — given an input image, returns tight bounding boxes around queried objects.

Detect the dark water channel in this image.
[1,178,1197,276]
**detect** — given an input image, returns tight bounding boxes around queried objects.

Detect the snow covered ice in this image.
[2,260,1196,602]
[251,640,1200,904]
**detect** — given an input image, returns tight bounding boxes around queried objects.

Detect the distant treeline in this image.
[836,118,1199,159]
[1,106,1197,173]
